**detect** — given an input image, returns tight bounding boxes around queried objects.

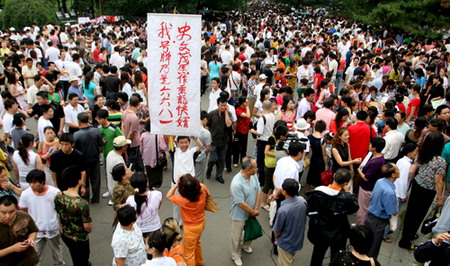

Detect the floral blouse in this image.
[415,156,446,191]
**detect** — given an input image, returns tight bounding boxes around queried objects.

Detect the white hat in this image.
[23,27,30,32]
[113,136,132,147]
[296,118,310,131]
[259,74,268,80]
[69,76,79,82]
[9,27,15,31]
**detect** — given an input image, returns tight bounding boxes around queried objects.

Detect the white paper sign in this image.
[147,13,201,137]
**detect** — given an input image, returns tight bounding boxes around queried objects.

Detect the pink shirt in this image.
[140,132,167,167]
[315,108,336,131]
[121,109,140,147]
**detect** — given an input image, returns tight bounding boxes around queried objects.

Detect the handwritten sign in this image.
[147,14,201,137]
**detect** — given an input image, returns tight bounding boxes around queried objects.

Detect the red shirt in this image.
[348,122,377,160]
[397,103,406,112]
[236,106,250,134]
[407,98,420,117]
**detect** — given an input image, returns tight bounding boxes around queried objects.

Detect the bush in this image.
[0,0,58,30]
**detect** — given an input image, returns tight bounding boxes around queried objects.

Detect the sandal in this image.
[383,237,393,243]
[261,204,270,212]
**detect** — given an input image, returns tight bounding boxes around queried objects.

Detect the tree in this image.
[271,0,450,38]
[0,0,58,29]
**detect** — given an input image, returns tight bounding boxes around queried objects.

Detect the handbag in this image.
[264,150,276,168]
[155,135,167,168]
[421,205,440,234]
[320,169,333,186]
[244,216,263,242]
[204,187,218,213]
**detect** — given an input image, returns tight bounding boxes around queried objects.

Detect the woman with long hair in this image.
[234,96,251,167]
[133,71,148,105]
[330,108,350,134]
[399,132,446,250]
[8,71,28,110]
[37,126,59,186]
[284,60,298,90]
[143,231,177,265]
[166,174,209,266]
[315,79,331,107]
[120,72,134,99]
[125,172,162,238]
[81,72,97,108]
[331,127,361,174]
[208,54,222,81]
[276,95,296,132]
[12,133,43,189]
[162,217,187,266]
[389,62,401,83]
[405,116,428,144]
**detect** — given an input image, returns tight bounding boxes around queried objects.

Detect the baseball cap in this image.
[113,136,132,147]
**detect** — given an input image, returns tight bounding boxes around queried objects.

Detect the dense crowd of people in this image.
[0,1,450,266]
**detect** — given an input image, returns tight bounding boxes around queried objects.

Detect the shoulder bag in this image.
[155,135,167,168]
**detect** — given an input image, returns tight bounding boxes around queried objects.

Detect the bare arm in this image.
[264,143,275,157]
[114,258,126,266]
[331,147,359,167]
[166,182,178,199]
[436,174,444,206]
[52,171,58,188]
[35,156,44,171]
[225,110,232,128]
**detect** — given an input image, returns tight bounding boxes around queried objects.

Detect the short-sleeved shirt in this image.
[274,156,301,189]
[122,109,140,147]
[64,104,85,128]
[168,184,208,226]
[189,127,211,162]
[50,149,86,191]
[98,123,123,158]
[112,181,135,212]
[164,243,185,263]
[236,106,250,134]
[111,223,147,266]
[54,192,92,241]
[74,126,103,164]
[406,97,420,117]
[230,173,260,221]
[30,101,65,132]
[272,196,308,253]
[367,178,398,219]
[81,81,97,99]
[19,185,60,239]
[173,147,196,184]
[415,156,447,191]
[0,211,39,266]
[126,191,162,233]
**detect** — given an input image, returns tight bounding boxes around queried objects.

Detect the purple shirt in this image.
[360,155,385,191]
[140,132,167,167]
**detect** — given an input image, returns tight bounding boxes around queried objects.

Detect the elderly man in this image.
[230,156,261,266]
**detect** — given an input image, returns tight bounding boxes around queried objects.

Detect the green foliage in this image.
[102,0,246,18]
[272,0,450,39]
[0,0,58,29]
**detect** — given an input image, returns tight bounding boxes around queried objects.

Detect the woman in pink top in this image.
[277,95,296,132]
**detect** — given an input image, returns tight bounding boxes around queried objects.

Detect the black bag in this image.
[421,205,440,235]
[155,135,167,168]
[251,116,266,139]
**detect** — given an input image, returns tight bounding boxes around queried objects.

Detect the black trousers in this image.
[201,75,208,96]
[400,180,436,246]
[62,234,90,266]
[206,144,227,180]
[310,235,347,266]
[146,164,164,188]
[365,213,389,258]
[233,132,248,165]
[225,132,234,170]
[127,146,144,172]
[256,140,267,186]
[83,161,101,203]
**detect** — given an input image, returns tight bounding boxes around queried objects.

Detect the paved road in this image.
[38,90,423,266]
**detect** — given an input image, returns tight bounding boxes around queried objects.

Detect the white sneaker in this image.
[102,192,110,198]
[108,200,113,206]
[233,258,243,266]
[242,246,253,254]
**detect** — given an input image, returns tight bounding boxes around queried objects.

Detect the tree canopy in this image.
[0,0,58,29]
[271,0,450,38]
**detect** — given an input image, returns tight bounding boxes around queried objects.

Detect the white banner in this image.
[147,13,201,137]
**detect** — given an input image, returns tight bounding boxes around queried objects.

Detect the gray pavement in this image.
[38,89,425,266]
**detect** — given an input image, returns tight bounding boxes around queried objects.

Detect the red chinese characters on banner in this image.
[175,22,192,128]
[157,22,173,124]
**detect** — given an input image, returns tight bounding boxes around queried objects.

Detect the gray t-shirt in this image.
[190,126,211,162]
[9,127,28,150]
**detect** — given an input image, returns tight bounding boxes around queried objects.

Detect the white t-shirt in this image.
[125,191,162,233]
[208,89,221,113]
[37,116,53,142]
[18,185,60,238]
[172,147,196,184]
[141,257,177,266]
[111,223,147,266]
[2,112,14,135]
[13,150,38,189]
[273,156,301,190]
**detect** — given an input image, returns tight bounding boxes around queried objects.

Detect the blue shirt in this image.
[272,197,308,253]
[68,85,85,101]
[368,178,399,219]
[441,142,450,182]
[230,172,260,222]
